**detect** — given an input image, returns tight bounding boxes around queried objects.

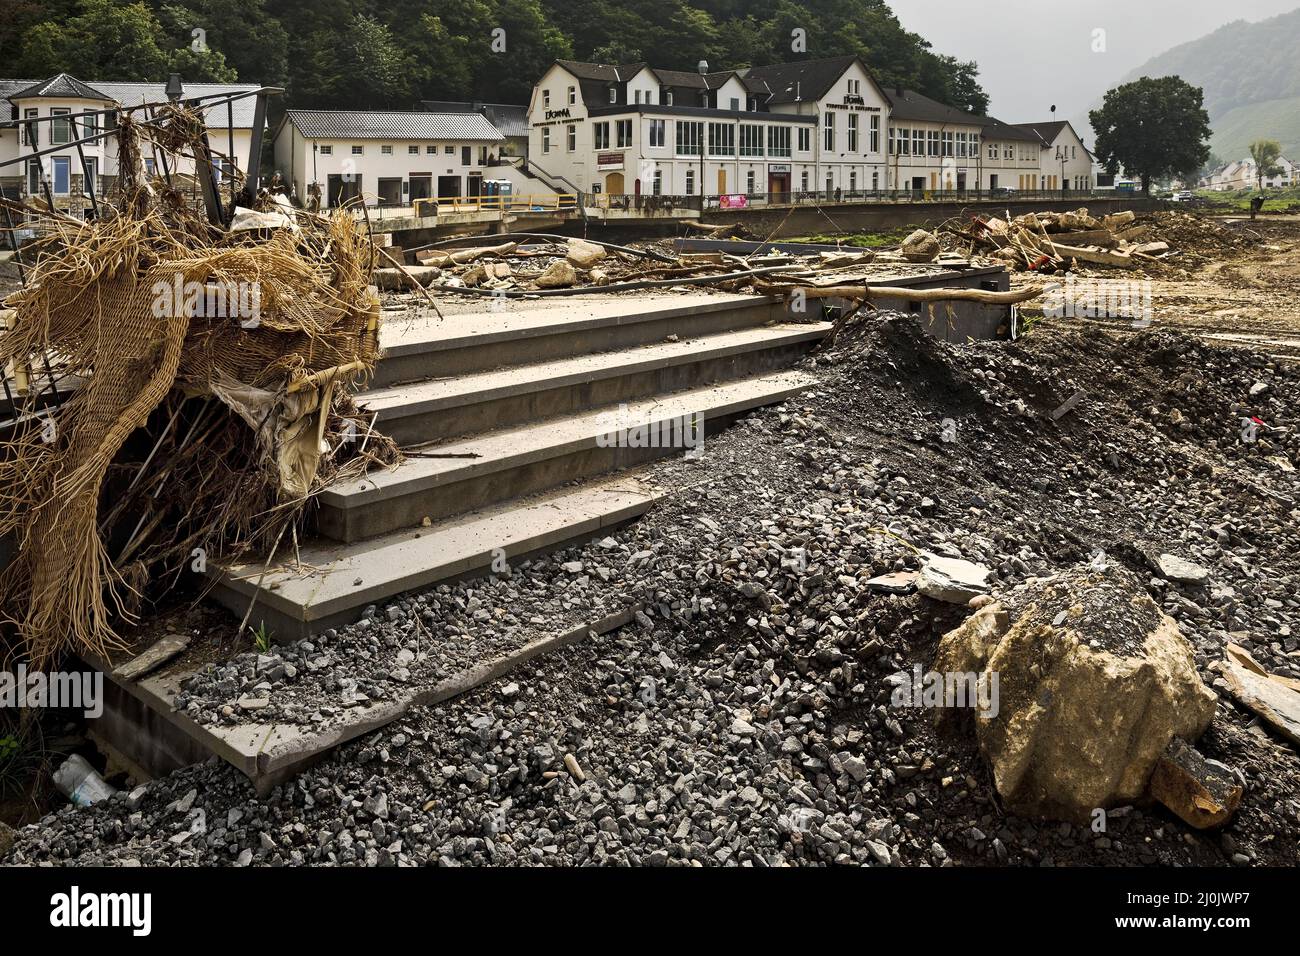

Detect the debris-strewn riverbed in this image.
[5,301,1298,867]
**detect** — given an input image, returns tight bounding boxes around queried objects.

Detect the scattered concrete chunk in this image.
[566,238,607,268]
[900,229,940,263]
[917,554,990,604]
[866,571,919,595]
[1148,738,1242,829]
[535,260,578,288]
[1157,553,1210,586]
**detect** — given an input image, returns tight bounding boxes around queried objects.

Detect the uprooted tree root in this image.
[0,106,396,668]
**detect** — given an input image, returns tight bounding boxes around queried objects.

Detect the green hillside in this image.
[1210,95,1300,159]
[1116,8,1300,161]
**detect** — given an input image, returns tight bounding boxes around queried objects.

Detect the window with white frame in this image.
[942,131,953,157]
[608,87,617,103]
[634,90,641,104]
[653,168,663,195]
[928,130,940,157]
[567,86,576,105]
[616,119,632,148]
[381,144,393,154]
[888,127,894,155]
[593,122,609,150]
[746,169,755,194]
[870,114,879,153]
[351,145,363,154]
[801,170,809,191]
[648,119,665,148]
[426,145,437,153]
[81,109,97,137]
[444,144,454,154]
[26,158,41,195]
[896,127,909,156]
[543,90,550,108]
[542,126,550,152]
[409,144,419,154]
[567,124,576,151]
[665,90,673,106]
[825,171,833,193]
[51,108,71,145]
[729,97,739,110]
[847,114,858,152]
[797,127,810,152]
[823,112,834,151]
[319,144,332,155]
[21,108,38,146]
[739,124,763,157]
[707,122,734,156]
[82,157,97,197]
[676,121,703,155]
[767,126,791,157]
[988,142,998,160]
[956,132,967,158]
[685,167,695,194]
[912,129,923,157]
[849,170,857,192]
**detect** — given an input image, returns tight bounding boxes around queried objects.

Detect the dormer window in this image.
[665,90,673,106]
[609,87,617,103]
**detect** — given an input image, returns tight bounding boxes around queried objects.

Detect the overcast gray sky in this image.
[889,0,1300,130]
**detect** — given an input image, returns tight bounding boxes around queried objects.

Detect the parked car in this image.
[1170,191,1195,202]
[990,186,1017,197]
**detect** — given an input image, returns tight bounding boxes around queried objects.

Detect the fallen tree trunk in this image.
[416,241,518,267]
[756,281,1046,304]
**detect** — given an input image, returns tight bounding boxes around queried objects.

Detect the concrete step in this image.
[364,322,830,446]
[208,474,661,640]
[318,371,816,542]
[374,294,792,386]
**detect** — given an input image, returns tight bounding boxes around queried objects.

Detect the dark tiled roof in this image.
[9,73,113,102]
[982,116,1043,143]
[652,69,739,90]
[1015,121,1069,145]
[885,88,984,126]
[420,101,528,138]
[283,110,504,140]
[2,76,264,127]
[555,60,646,82]
[741,55,861,105]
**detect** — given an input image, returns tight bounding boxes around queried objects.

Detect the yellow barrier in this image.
[412,193,577,216]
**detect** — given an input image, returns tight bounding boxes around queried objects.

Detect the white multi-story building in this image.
[1,73,262,216]
[271,110,506,209]
[1015,121,1094,191]
[1206,156,1296,190]
[526,55,889,201]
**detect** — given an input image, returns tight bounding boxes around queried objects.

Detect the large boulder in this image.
[534,260,578,289]
[933,566,1217,822]
[900,229,940,262]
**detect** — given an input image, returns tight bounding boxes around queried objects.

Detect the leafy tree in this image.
[1089,76,1212,195]
[1248,139,1283,189]
[157,0,290,86]
[17,0,171,79]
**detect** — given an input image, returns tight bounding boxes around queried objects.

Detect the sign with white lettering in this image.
[596,152,624,171]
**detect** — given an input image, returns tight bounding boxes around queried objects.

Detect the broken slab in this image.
[113,633,191,681]
[1216,652,1300,748]
[866,571,919,595]
[1148,737,1243,829]
[917,554,990,604]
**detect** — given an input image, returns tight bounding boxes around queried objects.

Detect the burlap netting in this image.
[0,123,385,667]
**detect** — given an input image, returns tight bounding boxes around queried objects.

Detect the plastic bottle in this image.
[52,754,117,807]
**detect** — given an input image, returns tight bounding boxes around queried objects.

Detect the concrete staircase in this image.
[208,294,829,638]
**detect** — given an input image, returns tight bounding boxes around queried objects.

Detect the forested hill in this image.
[0,0,989,115]
[1118,7,1300,159]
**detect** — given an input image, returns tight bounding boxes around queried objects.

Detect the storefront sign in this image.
[596,152,624,171]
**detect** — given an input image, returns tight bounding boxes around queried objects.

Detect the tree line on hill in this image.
[0,0,990,114]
